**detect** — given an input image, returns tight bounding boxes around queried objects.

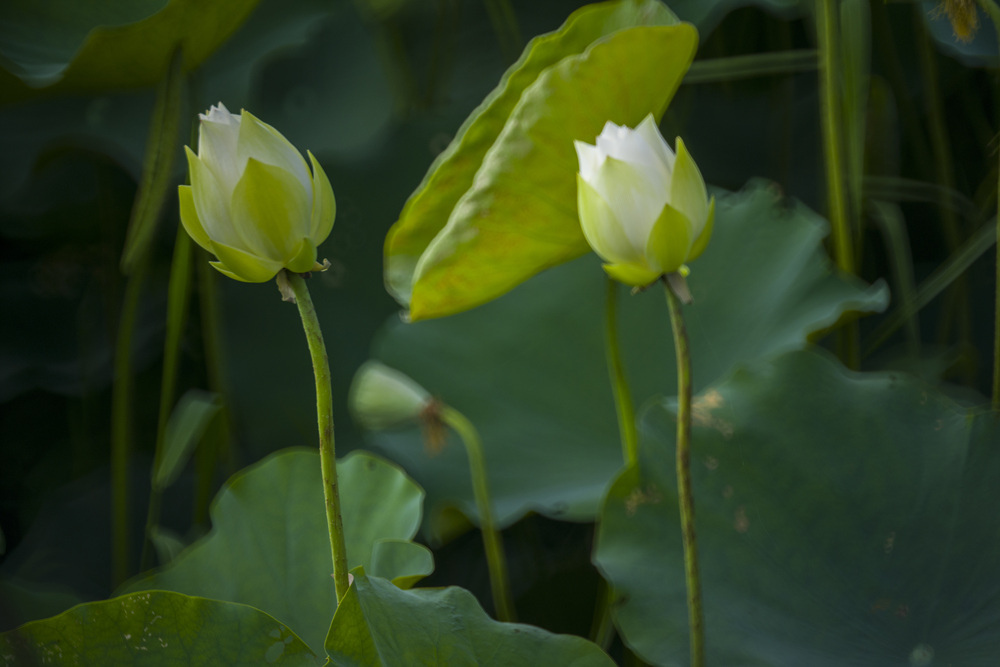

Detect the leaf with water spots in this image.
[0,590,318,665]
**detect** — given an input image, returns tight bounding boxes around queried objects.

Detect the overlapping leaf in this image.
[594,348,1000,665]
[0,0,259,92]
[0,591,317,665]
[325,572,614,666]
[123,448,429,653]
[385,0,695,319]
[366,183,888,542]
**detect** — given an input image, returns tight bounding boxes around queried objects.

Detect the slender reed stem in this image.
[141,227,193,570]
[285,270,350,601]
[976,0,1000,409]
[438,405,516,622]
[110,266,147,587]
[605,277,639,465]
[663,278,704,667]
[194,254,233,526]
[817,0,859,368]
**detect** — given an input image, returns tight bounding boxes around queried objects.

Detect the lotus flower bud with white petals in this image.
[574,114,714,287]
[179,103,336,283]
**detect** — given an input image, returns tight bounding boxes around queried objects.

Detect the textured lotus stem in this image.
[605,277,639,466]
[286,271,350,601]
[439,405,516,622]
[817,0,859,369]
[664,277,705,667]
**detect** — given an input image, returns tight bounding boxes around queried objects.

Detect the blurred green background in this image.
[1,0,998,649]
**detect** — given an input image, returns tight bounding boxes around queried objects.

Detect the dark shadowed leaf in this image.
[124,449,427,653]
[366,182,888,542]
[594,348,1000,665]
[0,590,317,665]
[325,571,614,666]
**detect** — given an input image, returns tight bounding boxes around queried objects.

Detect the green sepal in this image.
[230,158,310,262]
[669,136,710,235]
[688,196,716,262]
[645,201,693,275]
[308,151,336,244]
[178,184,212,253]
[237,110,311,191]
[576,174,635,265]
[209,240,284,283]
[186,146,237,248]
[603,262,661,287]
[286,237,318,274]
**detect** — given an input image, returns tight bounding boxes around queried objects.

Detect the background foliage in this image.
[1,0,998,664]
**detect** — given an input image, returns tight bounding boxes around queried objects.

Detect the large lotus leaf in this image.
[366,182,888,542]
[123,448,428,653]
[385,0,692,318]
[325,571,614,666]
[0,0,259,92]
[0,590,317,665]
[594,348,1000,665]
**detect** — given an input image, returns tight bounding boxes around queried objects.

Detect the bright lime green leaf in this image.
[0,0,260,92]
[325,572,614,666]
[365,182,888,542]
[385,0,686,316]
[123,449,428,653]
[404,24,697,320]
[594,348,1000,665]
[0,590,317,665]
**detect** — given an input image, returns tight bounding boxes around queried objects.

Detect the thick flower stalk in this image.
[179,103,335,283]
[575,114,714,288]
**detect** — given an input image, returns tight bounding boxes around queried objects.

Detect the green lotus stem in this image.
[438,404,516,622]
[663,278,704,667]
[285,270,350,602]
[140,226,194,570]
[976,0,1000,409]
[817,0,859,369]
[110,267,147,587]
[605,277,639,466]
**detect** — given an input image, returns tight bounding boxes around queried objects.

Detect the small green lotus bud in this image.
[349,361,433,430]
[178,103,336,283]
[575,114,714,287]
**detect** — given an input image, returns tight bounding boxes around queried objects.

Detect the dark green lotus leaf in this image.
[385,0,691,319]
[324,571,614,666]
[0,590,317,665]
[123,448,428,653]
[594,348,1000,665]
[366,182,888,542]
[0,0,259,91]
